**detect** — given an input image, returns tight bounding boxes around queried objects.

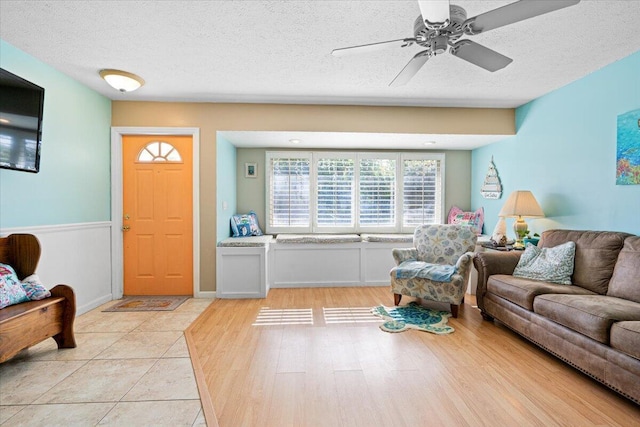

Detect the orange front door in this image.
[122,135,193,295]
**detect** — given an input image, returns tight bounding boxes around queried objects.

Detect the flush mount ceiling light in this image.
[99,69,145,93]
[289,139,302,144]
[423,141,436,146]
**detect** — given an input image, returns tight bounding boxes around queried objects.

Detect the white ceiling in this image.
[2,0,639,149]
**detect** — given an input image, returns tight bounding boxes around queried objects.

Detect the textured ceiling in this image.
[2,0,640,109]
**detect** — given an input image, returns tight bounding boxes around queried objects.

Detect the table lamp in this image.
[498,190,544,248]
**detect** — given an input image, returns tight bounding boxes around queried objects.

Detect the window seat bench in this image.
[216,234,414,298]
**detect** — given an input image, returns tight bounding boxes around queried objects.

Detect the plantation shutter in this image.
[269,156,311,228]
[316,157,355,227]
[402,158,442,226]
[358,157,396,227]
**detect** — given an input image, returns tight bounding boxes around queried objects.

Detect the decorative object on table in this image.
[230,211,263,237]
[103,295,189,312]
[523,232,541,246]
[498,190,544,249]
[616,108,640,185]
[480,156,503,199]
[371,302,454,334]
[490,216,508,246]
[245,162,258,178]
[447,205,484,235]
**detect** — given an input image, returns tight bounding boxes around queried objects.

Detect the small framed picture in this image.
[245,162,257,178]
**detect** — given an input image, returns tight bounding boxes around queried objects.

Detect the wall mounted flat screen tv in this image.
[0,68,45,173]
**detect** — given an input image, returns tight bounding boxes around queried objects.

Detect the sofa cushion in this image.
[487,274,595,311]
[610,321,640,360]
[533,294,640,344]
[607,236,640,303]
[513,241,575,285]
[539,230,631,294]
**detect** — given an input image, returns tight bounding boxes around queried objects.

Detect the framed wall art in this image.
[245,162,257,178]
[616,108,640,185]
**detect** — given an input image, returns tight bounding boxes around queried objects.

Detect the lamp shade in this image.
[99,69,144,92]
[498,190,544,218]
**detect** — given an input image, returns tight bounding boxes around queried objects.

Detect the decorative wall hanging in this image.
[481,156,503,199]
[245,162,257,178]
[616,108,640,185]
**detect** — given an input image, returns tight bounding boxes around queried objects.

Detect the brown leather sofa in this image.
[473,230,640,404]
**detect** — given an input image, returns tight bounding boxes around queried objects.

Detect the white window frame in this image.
[266,151,445,234]
[266,151,313,234]
[357,152,398,233]
[313,152,357,233]
[399,152,445,233]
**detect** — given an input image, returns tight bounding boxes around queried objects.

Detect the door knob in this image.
[122,225,130,231]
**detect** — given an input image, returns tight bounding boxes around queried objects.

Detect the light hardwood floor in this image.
[185,287,640,427]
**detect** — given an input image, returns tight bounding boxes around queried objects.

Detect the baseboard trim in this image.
[195,291,216,299]
[77,294,113,316]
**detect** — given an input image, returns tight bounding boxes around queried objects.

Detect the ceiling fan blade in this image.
[450,40,513,72]
[467,0,580,34]
[332,38,414,57]
[418,0,450,27]
[389,51,430,87]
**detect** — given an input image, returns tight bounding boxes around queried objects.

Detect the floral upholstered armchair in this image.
[390,224,478,318]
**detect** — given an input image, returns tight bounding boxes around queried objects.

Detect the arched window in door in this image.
[137,141,182,162]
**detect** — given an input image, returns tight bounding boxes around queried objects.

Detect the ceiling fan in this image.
[332,0,581,86]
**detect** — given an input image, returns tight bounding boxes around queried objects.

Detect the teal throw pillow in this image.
[230,211,263,237]
[513,241,576,285]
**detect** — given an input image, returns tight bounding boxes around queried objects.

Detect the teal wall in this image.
[216,134,237,242]
[0,40,112,228]
[472,50,640,237]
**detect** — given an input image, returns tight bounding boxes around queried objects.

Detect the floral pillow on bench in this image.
[0,263,51,309]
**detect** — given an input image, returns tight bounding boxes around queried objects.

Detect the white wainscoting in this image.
[216,240,414,298]
[271,241,412,288]
[217,246,269,298]
[1,222,113,315]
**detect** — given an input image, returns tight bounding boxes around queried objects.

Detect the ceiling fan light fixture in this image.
[99,69,145,93]
[419,0,450,29]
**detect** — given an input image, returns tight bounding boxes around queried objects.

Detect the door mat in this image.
[371,302,454,334]
[103,296,190,312]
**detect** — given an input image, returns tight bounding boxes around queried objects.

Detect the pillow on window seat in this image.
[447,206,484,235]
[230,211,264,237]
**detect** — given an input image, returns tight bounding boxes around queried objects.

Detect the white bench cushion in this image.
[361,234,413,243]
[218,235,274,247]
[275,234,361,244]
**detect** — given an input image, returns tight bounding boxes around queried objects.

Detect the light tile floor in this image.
[0,298,213,426]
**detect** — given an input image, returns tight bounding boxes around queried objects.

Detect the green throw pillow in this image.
[513,241,576,285]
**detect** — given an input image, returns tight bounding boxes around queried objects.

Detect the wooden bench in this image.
[0,234,76,363]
